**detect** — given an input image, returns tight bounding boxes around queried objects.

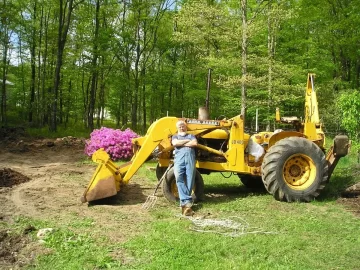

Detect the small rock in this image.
[36,228,55,239]
[54,138,64,146]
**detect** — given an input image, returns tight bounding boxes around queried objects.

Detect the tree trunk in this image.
[19,32,26,121]
[29,1,37,124]
[267,0,274,131]
[142,68,146,133]
[65,79,72,128]
[41,9,50,126]
[1,5,9,125]
[88,0,100,131]
[97,67,105,128]
[51,0,75,132]
[59,74,63,124]
[36,5,44,124]
[132,10,141,131]
[241,0,247,122]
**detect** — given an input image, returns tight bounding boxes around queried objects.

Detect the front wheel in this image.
[261,137,328,202]
[162,167,204,203]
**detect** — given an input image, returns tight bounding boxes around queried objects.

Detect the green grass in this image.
[32,229,120,269]
[113,152,360,270]
[3,146,359,270]
[0,216,120,270]
[118,211,359,270]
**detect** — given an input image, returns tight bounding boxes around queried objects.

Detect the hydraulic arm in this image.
[81,116,237,202]
[81,117,179,202]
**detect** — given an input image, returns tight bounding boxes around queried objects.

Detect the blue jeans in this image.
[174,151,196,206]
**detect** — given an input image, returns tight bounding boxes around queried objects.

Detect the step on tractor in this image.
[81,74,350,204]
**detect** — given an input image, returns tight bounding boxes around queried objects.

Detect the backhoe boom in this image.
[81,116,235,202]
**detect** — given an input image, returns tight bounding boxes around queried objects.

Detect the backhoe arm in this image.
[81,117,179,202]
[122,117,180,184]
[81,116,235,203]
[304,73,324,143]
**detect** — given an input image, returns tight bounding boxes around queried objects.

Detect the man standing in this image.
[172,120,198,216]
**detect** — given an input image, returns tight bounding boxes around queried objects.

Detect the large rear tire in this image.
[162,166,205,203]
[261,137,328,202]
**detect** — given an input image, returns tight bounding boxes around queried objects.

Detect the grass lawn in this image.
[1,151,359,270]
[117,154,360,270]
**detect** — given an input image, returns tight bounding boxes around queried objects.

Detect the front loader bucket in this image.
[81,149,122,203]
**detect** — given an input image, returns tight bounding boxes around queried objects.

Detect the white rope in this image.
[179,215,277,237]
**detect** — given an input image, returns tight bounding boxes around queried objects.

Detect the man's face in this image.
[177,123,187,133]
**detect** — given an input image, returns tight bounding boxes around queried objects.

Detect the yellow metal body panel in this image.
[226,115,249,173]
[202,129,229,139]
[268,131,306,147]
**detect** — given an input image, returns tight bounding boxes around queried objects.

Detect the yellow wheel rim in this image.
[283,154,316,190]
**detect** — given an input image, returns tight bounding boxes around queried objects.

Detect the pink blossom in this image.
[84,127,139,161]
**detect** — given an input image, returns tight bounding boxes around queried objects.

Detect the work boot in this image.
[181,205,194,216]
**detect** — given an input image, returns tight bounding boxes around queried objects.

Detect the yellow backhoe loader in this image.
[81,74,350,203]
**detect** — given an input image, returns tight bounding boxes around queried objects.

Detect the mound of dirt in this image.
[342,182,360,198]
[338,182,360,216]
[0,230,29,265]
[0,127,26,141]
[0,169,31,188]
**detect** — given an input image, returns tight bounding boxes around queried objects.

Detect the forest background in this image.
[1,0,359,142]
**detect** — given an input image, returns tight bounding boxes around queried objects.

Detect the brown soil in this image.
[0,134,170,269]
[0,130,359,268]
[338,181,360,216]
[0,230,30,268]
[0,168,31,187]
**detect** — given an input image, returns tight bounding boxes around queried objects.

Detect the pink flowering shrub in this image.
[84,127,139,160]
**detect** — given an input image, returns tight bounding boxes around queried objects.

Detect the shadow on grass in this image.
[87,172,358,207]
[201,184,268,205]
[87,182,148,206]
[201,171,359,205]
[318,172,357,202]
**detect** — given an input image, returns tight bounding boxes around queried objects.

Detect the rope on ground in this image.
[180,215,277,237]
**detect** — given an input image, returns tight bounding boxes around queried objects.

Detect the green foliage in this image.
[2,0,360,135]
[338,91,360,139]
[26,123,91,139]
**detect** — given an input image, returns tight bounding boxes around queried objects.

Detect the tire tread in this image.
[262,137,328,202]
